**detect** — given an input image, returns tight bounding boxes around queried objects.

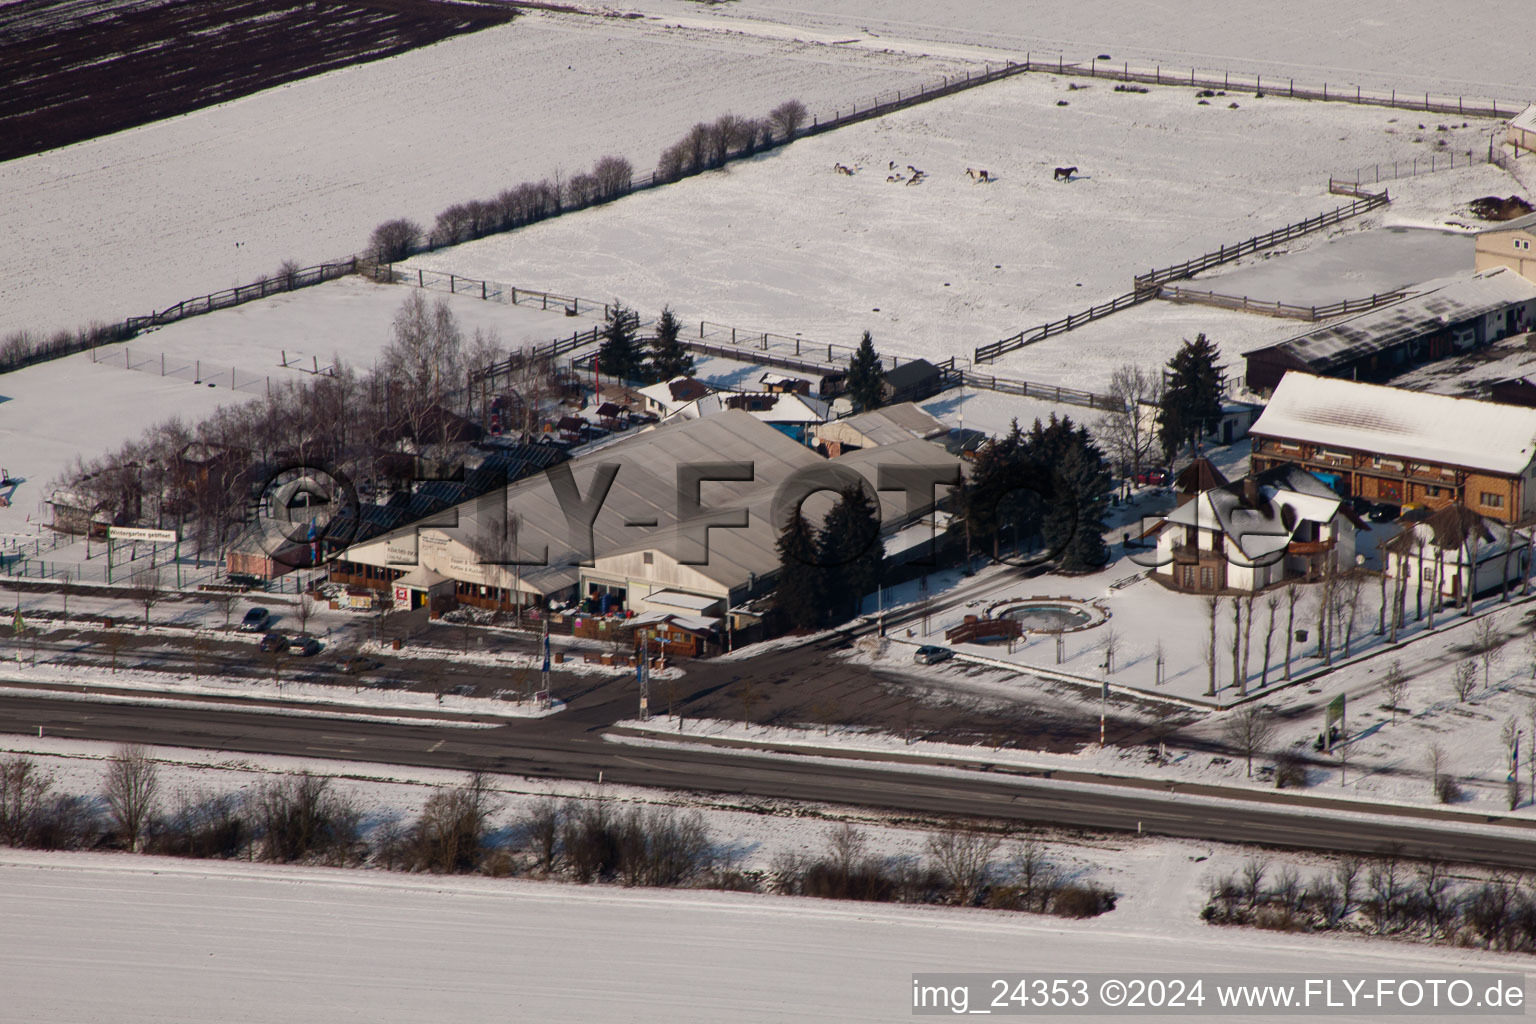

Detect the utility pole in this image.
[639,634,650,721]
[539,615,550,706]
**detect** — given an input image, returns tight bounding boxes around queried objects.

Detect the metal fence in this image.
[90,344,272,394]
[1331,148,1495,189]
[377,264,620,320]
[1035,55,1529,120]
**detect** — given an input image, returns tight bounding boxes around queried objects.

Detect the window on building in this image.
[1200,566,1214,590]
[1482,491,1505,509]
[1422,566,1434,581]
[643,552,654,565]
[1425,485,1444,497]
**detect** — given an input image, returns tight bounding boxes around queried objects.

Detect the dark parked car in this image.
[239,607,271,633]
[1367,503,1401,523]
[290,635,322,657]
[259,632,290,653]
[913,644,954,665]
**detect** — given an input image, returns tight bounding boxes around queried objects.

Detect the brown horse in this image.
[1053,166,1078,181]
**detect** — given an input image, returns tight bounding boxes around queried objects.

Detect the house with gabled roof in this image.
[1475,211,1536,285]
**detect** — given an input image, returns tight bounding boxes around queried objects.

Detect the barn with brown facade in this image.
[1248,372,1536,523]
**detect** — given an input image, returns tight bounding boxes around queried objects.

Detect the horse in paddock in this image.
[966,168,993,183]
[833,163,855,176]
[1053,166,1078,181]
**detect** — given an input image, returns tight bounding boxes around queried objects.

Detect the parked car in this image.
[913,644,953,665]
[259,632,290,653]
[1135,467,1170,486]
[239,607,271,632]
[341,653,382,676]
[1367,503,1401,523]
[290,635,322,657]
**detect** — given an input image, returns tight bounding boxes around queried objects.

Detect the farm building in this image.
[881,358,945,404]
[636,376,716,417]
[663,389,830,445]
[1242,268,1536,392]
[332,410,961,618]
[1144,464,1358,594]
[1386,504,1532,602]
[812,403,947,455]
[758,372,812,395]
[1248,372,1536,523]
[1509,105,1536,155]
[1474,212,1536,285]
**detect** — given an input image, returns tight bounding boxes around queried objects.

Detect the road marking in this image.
[427,739,445,752]
[615,754,683,773]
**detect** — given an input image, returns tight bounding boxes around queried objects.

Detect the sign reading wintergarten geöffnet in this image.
[107,527,178,544]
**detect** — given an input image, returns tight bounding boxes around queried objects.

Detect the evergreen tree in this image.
[1157,334,1224,462]
[773,509,825,630]
[846,330,885,411]
[960,419,1031,558]
[646,306,694,382]
[597,301,643,382]
[818,486,884,625]
[1027,415,1111,572]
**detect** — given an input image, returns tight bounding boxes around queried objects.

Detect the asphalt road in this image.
[3,692,1535,870]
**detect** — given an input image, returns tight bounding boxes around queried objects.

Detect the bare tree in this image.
[1334,856,1362,920]
[103,744,159,852]
[1097,365,1163,481]
[1336,734,1352,786]
[1230,597,1243,695]
[1382,661,1407,723]
[1205,595,1220,696]
[1101,627,1119,675]
[734,679,763,726]
[1334,572,1364,658]
[1240,593,1255,693]
[1220,704,1277,777]
[1502,717,1521,809]
[1260,592,1279,689]
[926,824,1001,906]
[380,292,464,461]
[0,755,54,845]
[294,593,316,636]
[367,218,423,263]
[826,822,869,889]
[102,626,129,674]
[1283,583,1300,681]
[1472,618,1505,689]
[767,99,809,140]
[1451,660,1477,702]
[132,565,163,629]
[211,591,239,632]
[590,155,634,201]
[1006,834,1057,912]
[1426,742,1447,795]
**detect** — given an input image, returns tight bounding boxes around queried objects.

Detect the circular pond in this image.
[988,598,1107,634]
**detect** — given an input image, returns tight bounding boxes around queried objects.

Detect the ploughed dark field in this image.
[0,0,516,163]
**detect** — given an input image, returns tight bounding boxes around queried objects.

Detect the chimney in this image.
[1243,475,1260,507]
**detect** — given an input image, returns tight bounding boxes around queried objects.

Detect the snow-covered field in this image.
[0,11,979,339]
[402,72,1517,384]
[8,847,1519,1024]
[0,734,1528,1023]
[620,0,1536,100]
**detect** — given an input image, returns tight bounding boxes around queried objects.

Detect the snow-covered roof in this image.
[1478,211,1536,235]
[1251,372,1536,476]
[643,590,721,611]
[395,565,449,589]
[827,403,947,446]
[1511,104,1536,133]
[665,391,829,425]
[636,376,714,412]
[629,610,720,634]
[1243,268,1536,373]
[1164,470,1344,562]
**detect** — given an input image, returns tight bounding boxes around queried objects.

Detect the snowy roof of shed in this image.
[1251,372,1536,475]
[1510,104,1536,133]
[1478,211,1536,235]
[834,403,947,444]
[1243,268,1536,373]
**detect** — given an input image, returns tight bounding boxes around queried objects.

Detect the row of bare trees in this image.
[365,98,809,263]
[50,293,561,561]
[1204,852,1536,951]
[769,822,1115,917]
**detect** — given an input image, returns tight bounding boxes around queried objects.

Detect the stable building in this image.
[1249,372,1536,523]
[332,410,961,618]
[1475,212,1536,285]
[812,403,947,455]
[1509,105,1536,156]
[1242,268,1536,392]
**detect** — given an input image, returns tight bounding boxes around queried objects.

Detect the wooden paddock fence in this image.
[1156,286,1411,322]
